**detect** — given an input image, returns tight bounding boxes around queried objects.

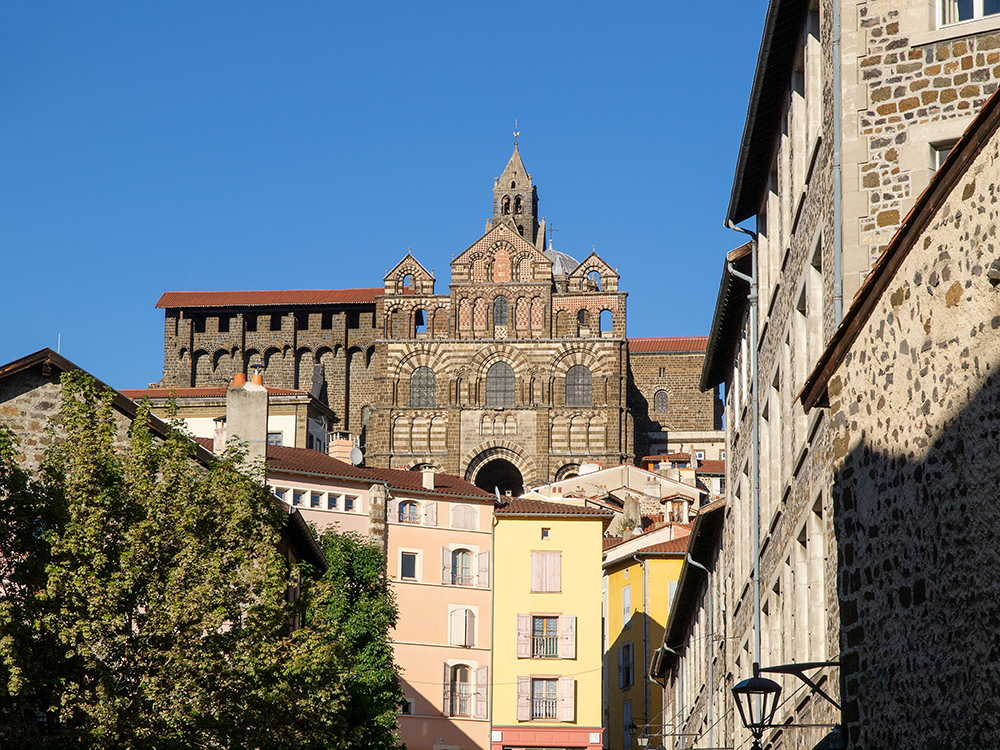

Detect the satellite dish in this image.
[349,447,364,466]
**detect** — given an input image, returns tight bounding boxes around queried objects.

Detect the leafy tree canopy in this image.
[0,371,402,749]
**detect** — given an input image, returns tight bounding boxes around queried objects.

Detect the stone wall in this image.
[829,121,1000,749]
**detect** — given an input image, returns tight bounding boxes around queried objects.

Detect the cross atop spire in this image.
[513,119,520,148]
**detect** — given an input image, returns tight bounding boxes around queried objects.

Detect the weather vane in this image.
[513,119,519,147]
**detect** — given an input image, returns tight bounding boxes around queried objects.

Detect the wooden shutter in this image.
[516,614,531,658]
[450,609,464,646]
[530,552,543,592]
[515,676,531,721]
[618,645,624,688]
[546,552,562,592]
[442,663,451,716]
[477,551,490,588]
[558,614,576,659]
[442,547,451,585]
[425,501,437,526]
[558,676,575,722]
[465,609,476,647]
[386,499,395,521]
[475,666,489,719]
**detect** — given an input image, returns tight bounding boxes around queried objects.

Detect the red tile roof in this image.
[698,459,725,475]
[266,445,491,498]
[494,498,614,517]
[643,452,691,462]
[156,288,382,309]
[121,386,309,399]
[634,536,690,555]
[627,337,708,353]
[603,536,624,550]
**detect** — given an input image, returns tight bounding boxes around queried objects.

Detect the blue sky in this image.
[1,2,765,388]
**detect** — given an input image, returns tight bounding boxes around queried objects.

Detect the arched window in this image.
[600,309,613,333]
[566,365,592,406]
[588,270,601,290]
[514,195,523,214]
[449,665,471,716]
[361,405,372,427]
[493,296,509,326]
[399,500,420,524]
[577,310,588,326]
[414,308,427,336]
[502,196,511,215]
[452,549,473,586]
[655,390,668,413]
[485,362,515,407]
[410,367,436,407]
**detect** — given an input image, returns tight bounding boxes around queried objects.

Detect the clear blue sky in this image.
[1,2,765,389]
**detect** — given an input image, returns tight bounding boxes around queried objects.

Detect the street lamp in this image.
[627,721,638,737]
[731,664,781,750]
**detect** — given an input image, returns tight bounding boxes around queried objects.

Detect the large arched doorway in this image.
[474,458,523,497]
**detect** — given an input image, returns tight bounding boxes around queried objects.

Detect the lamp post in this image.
[731,664,781,750]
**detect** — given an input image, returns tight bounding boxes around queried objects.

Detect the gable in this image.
[451,222,552,284]
[568,251,619,293]
[384,253,435,295]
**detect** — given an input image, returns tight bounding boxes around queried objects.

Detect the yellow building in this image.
[491,498,611,750]
[603,537,687,750]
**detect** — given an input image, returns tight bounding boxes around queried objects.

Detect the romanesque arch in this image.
[461,439,537,496]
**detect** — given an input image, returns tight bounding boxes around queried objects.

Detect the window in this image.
[622,585,631,626]
[541,527,550,539]
[517,613,577,659]
[448,665,471,717]
[619,642,634,688]
[532,679,558,720]
[654,390,668,413]
[452,549,473,586]
[292,491,304,507]
[623,700,633,748]
[494,296,509,326]
[398,698,414,715]
[400,552,417,580]
[399,501,420,524]
[658,366,665,377]
[327,494,338,510]
[531,551,561,592]
[451,504,477,530]
[310,492,321,509]
[344,495,356,512]
[565,364,592,407]
[267,431,282,446]
[361,405,372,427]
[410,367,436,408]
[941,0,1000,25]
[485,362,515,407]
[218,315,230,333]
[933,141,958,170]
[450,608,476,647]
[696,451,705,460]
[532,616,558,658]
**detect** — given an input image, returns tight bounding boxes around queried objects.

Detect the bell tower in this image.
[492,142,541,248]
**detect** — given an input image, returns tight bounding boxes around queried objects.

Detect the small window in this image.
[541,527,550,540]
[292,491,304,507]
[933,141,958,170]
[622,584,631,626]
[401,552,417,580]
[398,698,414,715]
[218,316,230,333]
[493,296,509,327]
[502,196,511,215]
[531,679,558,720]
[399,501,420,524]
[514,195,523,214]
[941,0,1000,25]
[448,665,472,717]
[267,432,282,446]
[310,492,321,509]
[245,314,258,332]
[452,549,473,586]
[327,494,338,510]
[344,495,356,512]
[696,451,705,460]
[410,367,436,408]
[658,366,665,377]
[620,642,634,688]
[452,504,477,530]
[269,314,282,332]
[654,390,668,413]
[485,362,515,408]
[565,365,592,407]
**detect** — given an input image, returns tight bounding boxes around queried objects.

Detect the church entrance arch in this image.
[474,458,523,497]
[462,441,536,498]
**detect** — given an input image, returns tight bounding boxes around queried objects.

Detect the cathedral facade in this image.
[155,146,719,494]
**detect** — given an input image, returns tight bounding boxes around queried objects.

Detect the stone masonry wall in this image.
[829,125,1000,749]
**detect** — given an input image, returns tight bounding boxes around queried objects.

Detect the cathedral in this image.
[155,145,719,494]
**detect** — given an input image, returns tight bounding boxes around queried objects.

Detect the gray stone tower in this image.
[491,144,541,249]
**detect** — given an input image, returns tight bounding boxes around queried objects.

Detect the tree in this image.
[0,372,402,749]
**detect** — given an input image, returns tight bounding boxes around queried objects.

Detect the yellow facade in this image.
[492,504,608,750]
[604,544,684,750]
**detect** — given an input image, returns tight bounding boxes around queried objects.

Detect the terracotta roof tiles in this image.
[121,386,308,399]
[627,337,708,353]
[156,288,382,309]
[494,497,614,517]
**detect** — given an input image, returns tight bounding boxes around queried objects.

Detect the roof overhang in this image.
[700,242,752,391]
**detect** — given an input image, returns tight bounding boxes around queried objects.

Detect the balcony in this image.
[531,698,558,720]
[398,508,420,524]
[448,686,471,717]
[532,635,558,658]
[451,572,474,586]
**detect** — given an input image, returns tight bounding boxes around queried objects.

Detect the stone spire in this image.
[492,143,541,248]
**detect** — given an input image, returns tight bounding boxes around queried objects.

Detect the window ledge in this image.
[910,17,1000,47]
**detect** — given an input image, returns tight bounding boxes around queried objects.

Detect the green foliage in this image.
[614,513,639,536]
[0,372,403,749]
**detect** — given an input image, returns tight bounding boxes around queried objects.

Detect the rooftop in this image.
[156,288,382,309]
[628,337,708,353]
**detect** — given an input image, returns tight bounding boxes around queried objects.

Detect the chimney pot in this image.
[422,467,435,490]
[232,372,247,387]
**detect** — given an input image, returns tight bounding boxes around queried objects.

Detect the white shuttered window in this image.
[530,551,561,592]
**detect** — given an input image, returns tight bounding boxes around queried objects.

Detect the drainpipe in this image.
[724,220,762,671]
[833,0,844,324]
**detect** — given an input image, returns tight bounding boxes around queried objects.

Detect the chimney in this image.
[213,415,227,454]
[226,366,269,468]
[422,467,435,490]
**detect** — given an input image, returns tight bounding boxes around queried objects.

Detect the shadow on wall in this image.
[833,358,1000,749]
[606,609,661,749]
[396,674,484,749]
